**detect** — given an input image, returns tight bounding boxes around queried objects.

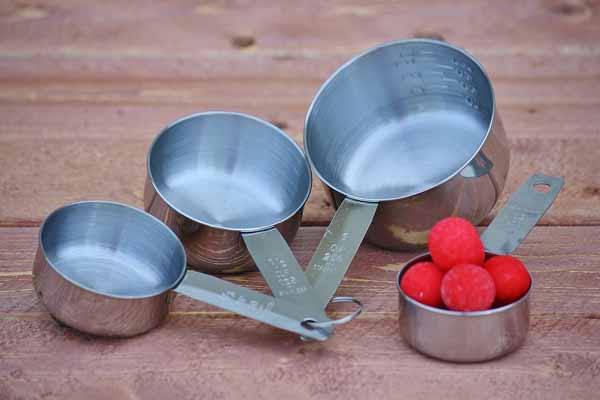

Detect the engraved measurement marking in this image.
[267,257,308,297]
[390,54,480,102]
[451,57,474,89]
[460,81,478,95]
[397,71,423,80]
[311,232,350,275]
[221,290,275,317]
[392,49,424,68]
[452,57,473,73]
[502,207,539,237]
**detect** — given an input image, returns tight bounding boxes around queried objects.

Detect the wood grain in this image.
[1,226,600,399]
[1,0,600,398]
[0,0,599,80]
[1,0,599,226]
[0,91,599,226]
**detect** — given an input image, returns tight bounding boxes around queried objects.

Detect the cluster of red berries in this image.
[400,217,531,311]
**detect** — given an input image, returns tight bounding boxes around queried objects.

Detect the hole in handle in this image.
[533,183,552,193]
[301,318,317,330]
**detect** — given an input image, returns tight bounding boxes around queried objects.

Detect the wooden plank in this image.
[1,225,599,315]
[1,226,599,399]
[0,81,598,228]
[2,78,600,106]
[1,108,597,226]
[1,0,599,398]
[1,0,599,80]
[1,0,599,227]
[1,316,599,400]
[1,48,598,82]
[0,0,598,49]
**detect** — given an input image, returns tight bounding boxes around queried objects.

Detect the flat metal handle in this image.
[243,227,367,340]
[242,228,323,312]
[305,198,378,308]
[174,270,331,341]
[481,173,564,254]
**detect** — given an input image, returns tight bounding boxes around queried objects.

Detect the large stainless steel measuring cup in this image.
[302,39,509,306]
[33,201,332,340]
[144,112,361,333]
[397,174,564,362]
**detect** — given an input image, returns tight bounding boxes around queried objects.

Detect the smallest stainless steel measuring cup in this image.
[396,174,564,362]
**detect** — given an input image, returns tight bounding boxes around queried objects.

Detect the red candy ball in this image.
[484,255,531,306]
[428,217,485,271]
[441,264,496,311]
[400,262,444,307]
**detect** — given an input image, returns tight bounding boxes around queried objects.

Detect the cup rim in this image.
[38,200,188,300]
[146,111,313,233]
[304,38,497,203]
[395,251,532,317]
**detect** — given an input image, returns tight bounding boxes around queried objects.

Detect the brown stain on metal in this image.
[386,225,430,246]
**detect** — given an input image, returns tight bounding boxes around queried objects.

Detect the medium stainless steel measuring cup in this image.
[33,201,334,340]
[144,112,362,334]
[302,39,509,307]
[397,174,564,362]
[145,112,310,274]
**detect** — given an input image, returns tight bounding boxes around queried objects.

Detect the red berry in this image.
[400,262,444,307]
[428,217,485,271]
[484,255,531,306]
[441,264,495,311]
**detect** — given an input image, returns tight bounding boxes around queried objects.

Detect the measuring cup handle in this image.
[174,270,331,341]
[242,228,323,312]
[481,173,564,254]
[305,198,378,309]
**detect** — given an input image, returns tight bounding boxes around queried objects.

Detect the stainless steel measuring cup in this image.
[302,39,509,307]
[396,174,564,362]
[33,201,335,340]
[144,112,362,334]
[145,112,310,274]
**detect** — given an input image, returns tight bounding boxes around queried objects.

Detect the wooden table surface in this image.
[1,1,599,399]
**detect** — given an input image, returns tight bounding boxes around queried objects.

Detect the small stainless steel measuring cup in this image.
[144,112,361,335]
[33,201,336,340]
[302,39,510,308]
[396,174,564,362]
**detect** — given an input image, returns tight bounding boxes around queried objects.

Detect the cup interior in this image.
[148,112,311,231]
[39,202,186,298]
[305,40,494,202]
